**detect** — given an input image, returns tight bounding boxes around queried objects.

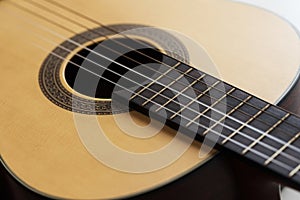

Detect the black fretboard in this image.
[113,54,300,186]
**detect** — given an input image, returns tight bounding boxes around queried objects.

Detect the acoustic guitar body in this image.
[0,0,299,199]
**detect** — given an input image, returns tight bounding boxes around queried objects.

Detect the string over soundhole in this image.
[65,37,165,99]
[38,24,189,115]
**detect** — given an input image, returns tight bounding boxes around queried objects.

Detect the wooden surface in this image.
[0,0,300,199]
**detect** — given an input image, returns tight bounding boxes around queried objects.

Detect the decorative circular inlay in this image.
[39,24,189,115]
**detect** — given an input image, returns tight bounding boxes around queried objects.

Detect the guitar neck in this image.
[114,52,300,186]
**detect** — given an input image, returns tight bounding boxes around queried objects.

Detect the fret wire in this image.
[242,113,291,155]
[202,95,252,136]
[141,67,193,106]
[160,84,300,168]
[155,73,205,112]
[125,60,300,159]
[185,82,229,127]
[265,132,300,165]
[129,61,181,100]
[169,77,217,119]
[222,104,270,144]
[289,163,300,177]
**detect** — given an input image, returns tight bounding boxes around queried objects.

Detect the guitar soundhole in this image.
[64,38,163,99]
[39,24,189,115]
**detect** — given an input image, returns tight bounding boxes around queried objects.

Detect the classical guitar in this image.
[1,0,300,200]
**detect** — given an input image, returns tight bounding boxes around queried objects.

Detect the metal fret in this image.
[242,113,291,155]
[168,74,210,119]
[221,104,270,144]
[289,163,300,177]
[129,61,181,100]
[265,132,300,165]
[185,84,233,127]
[169,79,218,120]
[202,94,252,136]
[141,67,193,106]
[155,73,206,112]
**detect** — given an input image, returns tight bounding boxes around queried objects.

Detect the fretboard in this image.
[113,53,300,186]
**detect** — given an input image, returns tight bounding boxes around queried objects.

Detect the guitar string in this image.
[3,6,300,172]
[7,0,300,155]
[4,2,298,178]
[22,0,300,140]
[4,1,300,173]
[36,34,300,166]
[35,42,298,176]
[42,0,300,131]
[3,1,300,164]
[26,0,300,156]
